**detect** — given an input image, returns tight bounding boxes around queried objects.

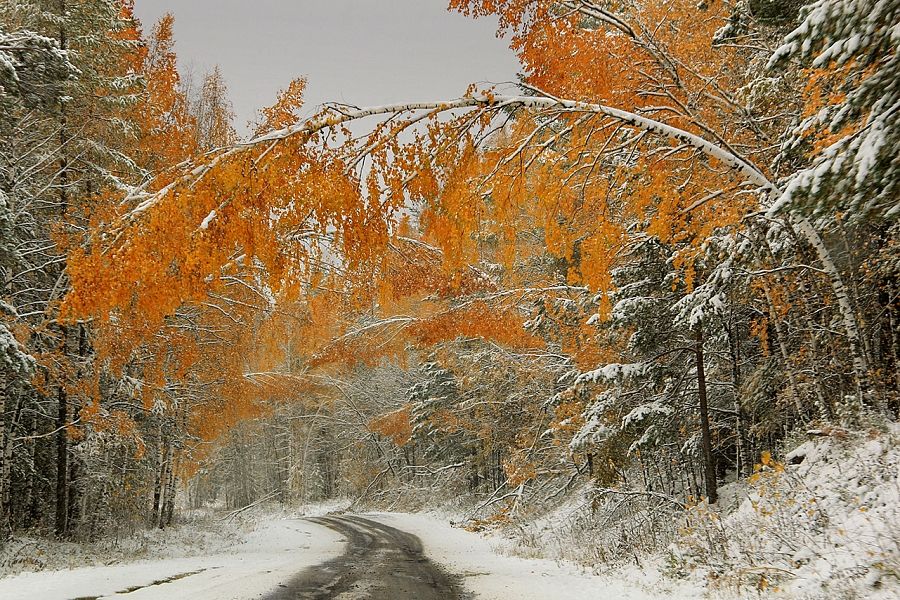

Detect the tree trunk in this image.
[0,385,22,535]
[162,451,177,527]
[726,321,748,479]
[55,384,68,538]
[152,437,168,527]
[758,226,831,418]
[54,2,70,540]
[58,0,69,216]
[23,411,36,530]
[791,217,873,405]
[66,325,90,535]
[695,324,717,504]
[67,441,80,536]
[836,219,872,363]
[888,282,900,392]
[795,276,832,419]
[762,285,804,415]
[0,371,7,532]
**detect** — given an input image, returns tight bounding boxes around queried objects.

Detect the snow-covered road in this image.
[0,512,701,599]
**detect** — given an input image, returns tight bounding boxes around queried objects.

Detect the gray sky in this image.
[132,0,523,134]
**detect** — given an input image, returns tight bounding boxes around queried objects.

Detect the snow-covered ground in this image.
[0,519,345,600]
[5,424,899,600]
[0,509,700,600]
[704,427,900,599]
[368,512,703,600]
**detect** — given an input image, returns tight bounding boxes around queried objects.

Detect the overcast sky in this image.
[132,1,523,134]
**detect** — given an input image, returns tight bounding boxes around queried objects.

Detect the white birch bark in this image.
[116,94,777,225]
[791,217,873,400]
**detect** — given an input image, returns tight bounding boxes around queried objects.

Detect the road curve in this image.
[262,515,467,600]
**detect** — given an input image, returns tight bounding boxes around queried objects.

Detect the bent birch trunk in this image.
[113,93,873,405]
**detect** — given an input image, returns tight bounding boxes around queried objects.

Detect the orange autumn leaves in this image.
[58,15,336,462]
[443,0,765,298]
[57,0,791,479]
[368,405,414,447]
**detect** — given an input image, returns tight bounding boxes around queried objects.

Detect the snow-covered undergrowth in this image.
[485,424,900,599]
[0,498,355,580]
[680,426,900,599]
[0,509,246,579]
[495,487,682,565]
[370,511,703,600]
[225,497,352,522]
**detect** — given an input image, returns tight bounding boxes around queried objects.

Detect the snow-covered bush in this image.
[670,426,900,598]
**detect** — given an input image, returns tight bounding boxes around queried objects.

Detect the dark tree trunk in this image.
[58,0,69,216]
[889,283,900,391]
[55,384,68,537]
[67,439,80,535]
[23,411,36,530]
[54,0,70,540]
[2,388,25,533]
[696,324,717,504]
[726,320,748,478]
[0,372,7,533]
[66,325,90,534]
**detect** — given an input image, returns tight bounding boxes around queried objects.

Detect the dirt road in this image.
[262,515,466,600]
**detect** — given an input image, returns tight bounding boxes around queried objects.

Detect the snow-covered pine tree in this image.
[769,0,900,221]
[0,0,150,538]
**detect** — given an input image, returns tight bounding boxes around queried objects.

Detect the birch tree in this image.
[0,0,877,535]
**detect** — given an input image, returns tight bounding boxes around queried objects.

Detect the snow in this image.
[681,425,900,598]
[1,506,699,600]
[366,512,702,600]
[0,519,345,600]
[785,440,817,463]
[6,426,900,600]
[200,209,217,230]
[575,362,647,385]
[622,400,674,428]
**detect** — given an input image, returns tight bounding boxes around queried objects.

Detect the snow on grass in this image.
[260,498,352,520]
[412,422,900,599]
[672,424,900,599]
[0,510,245,579]
[367,511,703,599]
[0,517,345,600]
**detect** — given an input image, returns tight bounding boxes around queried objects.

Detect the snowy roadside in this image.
[0,513,244,579]
[366,511,704,600]
[0,518,345,600]
[13,444,898,600]
[0,506,701,600]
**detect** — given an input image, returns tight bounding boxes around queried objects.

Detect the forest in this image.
[1,0,899,593]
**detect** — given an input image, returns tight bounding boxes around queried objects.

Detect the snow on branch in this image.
[113,93,779,238]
